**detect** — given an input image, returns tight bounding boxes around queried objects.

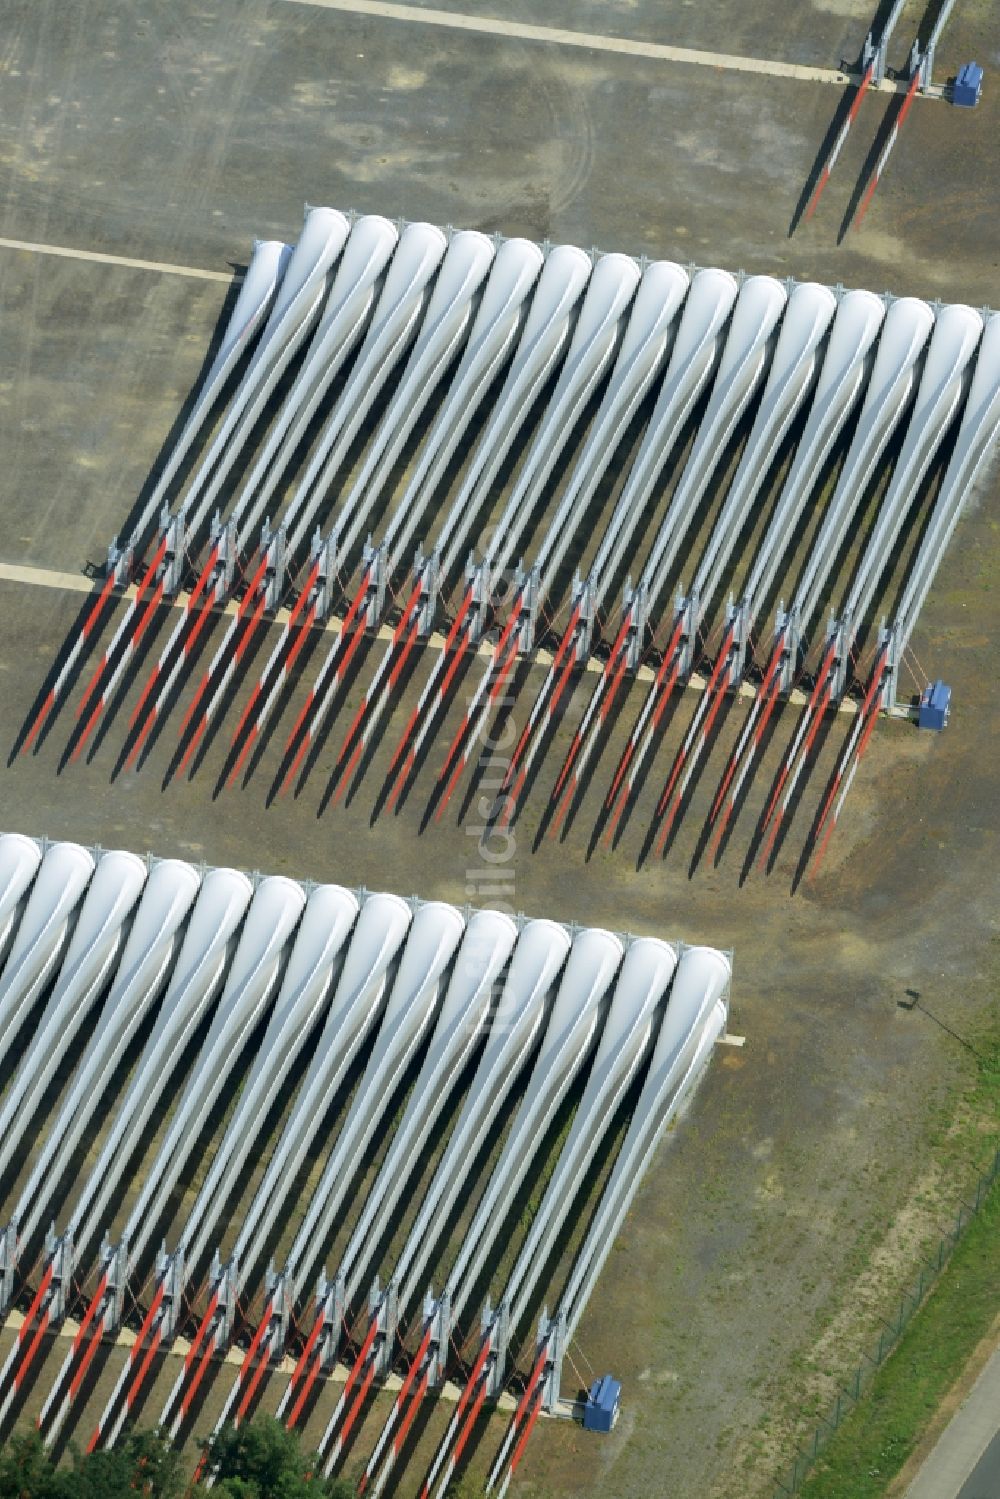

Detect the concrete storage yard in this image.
[0,2,998,1497]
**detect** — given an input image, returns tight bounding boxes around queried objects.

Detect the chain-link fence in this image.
[772,1139,1000,1496]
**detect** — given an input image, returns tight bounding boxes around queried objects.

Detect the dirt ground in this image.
[0,2,997,1497]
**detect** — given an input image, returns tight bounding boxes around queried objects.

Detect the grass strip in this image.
[794,1156,1000,1499]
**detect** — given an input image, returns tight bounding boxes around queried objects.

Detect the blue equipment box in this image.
[953,63,983,107]
[918,680,951,731]
[583,1374,621,1432]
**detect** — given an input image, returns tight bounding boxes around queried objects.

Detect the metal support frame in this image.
[621,581,648,673]
[909,39,923,84]
[537,1308,566,1414]
[61,214,995,817]
[155,1246,186,1342]
[414,548,441,638]
[206,512,239,601]
[329,1272,347,1367]
[360,538,389,630]
[870,0,908,87]
[513,565,540,655]
[106,536,133,590]
[572,572,596,662]
[674,587,701,680]
[309,526,341,622]
[44,1231,75,1324]
[920,0,958,93]
[879,621,900,708]
[206,1251,239,1348]
[0,825,739,1487]
[370,1278,400,1379]
[0,857,730,1419]
[463,556,494,646]
[0,1223,18,1316]
[920,46,934,91]
[262,523,288,614]
[725,597,753,686]
[302,1270,345,1374]
[100,1236,130,1332]
[423,1287,452,1386]
[365,1276,398,1378]
[264,1265,295,1357]
[826,608,855,702]
[773,603,802,696]
[479,1298,509,1400]
[161,509,188,598]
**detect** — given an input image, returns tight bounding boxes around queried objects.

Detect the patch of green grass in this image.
[793,1030,1000,1499]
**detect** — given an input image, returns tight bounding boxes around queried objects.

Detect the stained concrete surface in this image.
[347,0,996,80]
[0,477,994,1496]
[1,1,998,294]
[0,3,997,1497]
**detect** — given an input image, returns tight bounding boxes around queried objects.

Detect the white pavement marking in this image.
[0,561,863,708]
[0,236,233,283]
[0,561,98,596]
[282,0,884,89]
[3,1306,514,1403]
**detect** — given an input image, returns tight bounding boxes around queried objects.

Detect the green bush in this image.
[0,1418,355,1499]
[0,1427,184,1498]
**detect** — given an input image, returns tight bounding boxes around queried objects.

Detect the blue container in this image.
[953,63,983,107]
[583,1374,621,1432]
[918,680,951,731]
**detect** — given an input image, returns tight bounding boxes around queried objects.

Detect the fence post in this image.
[774,1151,999,1499]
